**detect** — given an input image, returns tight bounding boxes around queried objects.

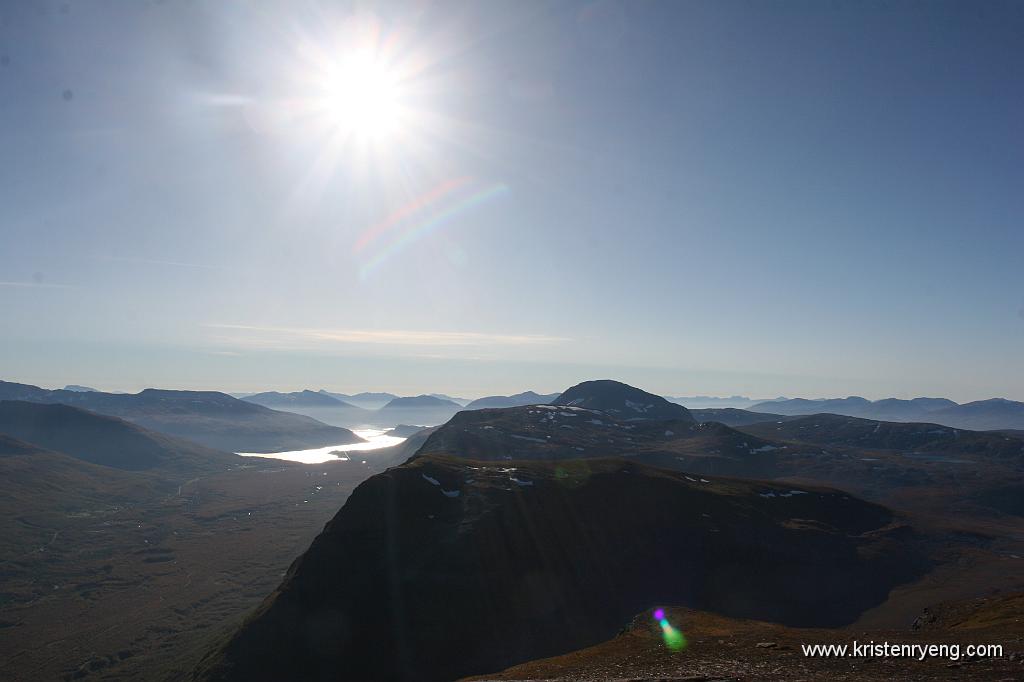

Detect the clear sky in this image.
[1,1,1022,401]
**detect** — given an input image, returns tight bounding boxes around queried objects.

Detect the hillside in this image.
[739,413,1024,463]
[0,434,383,682]
[0,401,241,474]
[195,456,925,682]
[0,381,361,452]
[467,597,1024,681]
[414,404,752,467]
[689,407,787,426]
[552,380,694,421]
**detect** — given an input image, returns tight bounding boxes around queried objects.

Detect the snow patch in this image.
[511,434,547,444]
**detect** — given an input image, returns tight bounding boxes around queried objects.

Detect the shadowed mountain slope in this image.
[195,456,925,682]
[0,401,241,473]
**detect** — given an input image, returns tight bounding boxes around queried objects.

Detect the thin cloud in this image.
[0,280,74,289]
[206,324,570,349]
[97,255,221,270]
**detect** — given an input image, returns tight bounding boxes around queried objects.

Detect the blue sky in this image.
[1,1,1022,400]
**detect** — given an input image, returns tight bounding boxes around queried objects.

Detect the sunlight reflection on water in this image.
[236,429,405,464]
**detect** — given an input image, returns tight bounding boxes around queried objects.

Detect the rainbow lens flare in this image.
[652,608,687,651]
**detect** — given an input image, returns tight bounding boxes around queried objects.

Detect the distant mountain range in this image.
[749,395,1024,431]
[668,395,782,409]
[464,390,560,409]
[427,393,471,406]
[381,394,462,409]
[243,390,363,410]
[62,384,99,392]
[0,380,361,452]
[318,390,398,410]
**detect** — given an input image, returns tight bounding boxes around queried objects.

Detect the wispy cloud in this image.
[206,324,570,351]
[96,255,221,270]
[0,280,73,289]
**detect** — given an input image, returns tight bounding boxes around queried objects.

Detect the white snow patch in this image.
[625,399,650,412]
[664,430,675,437]
[442,489,460,498]
[511,434,547,444]
[421,474,440,486]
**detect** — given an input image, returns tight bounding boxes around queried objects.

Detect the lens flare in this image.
[353,177,471,253]
[653,608,687,651]
[358,182,508,279]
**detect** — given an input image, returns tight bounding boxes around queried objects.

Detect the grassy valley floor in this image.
[0,460,380,681]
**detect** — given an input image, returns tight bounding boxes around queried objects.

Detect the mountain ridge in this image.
[0,380,361,452]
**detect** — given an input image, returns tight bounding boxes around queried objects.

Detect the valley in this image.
[4,380,1024,682]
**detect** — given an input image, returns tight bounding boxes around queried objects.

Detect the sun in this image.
[318,51,406,140]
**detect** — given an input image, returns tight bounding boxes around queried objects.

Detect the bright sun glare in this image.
[320,52,405,139]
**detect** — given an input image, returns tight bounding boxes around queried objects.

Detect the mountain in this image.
[689,407,788,426]
[750,396,874,416]
[242,390,361,409]
[388,424,428,438]
[0,401,241,473]
[195,456,925,682]
[428,393,471,406]
[319,390,398,410]
[414,404,717,466]
[738,413,1024,464]
[62,384,99,392]
[464,391,560,410]
[928,398,1024,432]
[668,395,764,409]
[551,380,694,421]
[381,395,462,409]
[371,426,439,469]
[413,402,1024,522]
[369,395,466,429]
[749,395,1024,431]
[0,380,362,452]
